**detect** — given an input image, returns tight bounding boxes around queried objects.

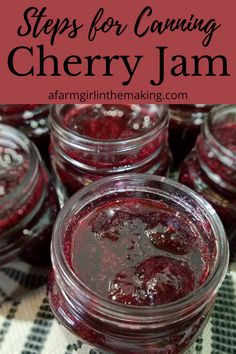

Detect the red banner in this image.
[0,0,234,103]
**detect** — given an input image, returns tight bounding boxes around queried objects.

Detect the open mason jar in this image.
[0,104,50,162]
[0,124,59,301]
[168,105,214,168]
[179,105,236,260]
[48,174,228,354]
[50,104,171,196]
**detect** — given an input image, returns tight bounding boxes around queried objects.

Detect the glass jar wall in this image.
[168,104,213,168]
[48,174,228,354]
[0,124,59,301]
[179,105,236,260]
[0,104,50,162]
[50,104,171,196]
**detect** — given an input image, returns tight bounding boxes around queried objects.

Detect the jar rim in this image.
[0,124,39,205]
[205,104,236,160]
[51,174,229,322]
[50,104,168,150]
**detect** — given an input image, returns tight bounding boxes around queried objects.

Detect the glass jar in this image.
[168,105,214,168]
[179,105,236,260]
[0,104,50,162]
[50,104,171,196]
[0,124,59,301]
[48,174,228,354]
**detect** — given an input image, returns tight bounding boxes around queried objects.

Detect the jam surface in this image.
[66,198,213,306]
[51,104,170,194]
[62,104,161,141]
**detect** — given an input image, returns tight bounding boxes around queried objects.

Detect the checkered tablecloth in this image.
[0,264,235,354]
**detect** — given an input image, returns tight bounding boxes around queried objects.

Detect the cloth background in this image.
[0,264,235,354]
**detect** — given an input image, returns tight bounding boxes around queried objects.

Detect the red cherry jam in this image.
[50,104,171,195]
[48,175,228,354]
[168,104,213,168]
[0,124,59,301]
[0,104,50,162]
[179,105,236,260]
[69,198,210,306]
[63,104,161,140]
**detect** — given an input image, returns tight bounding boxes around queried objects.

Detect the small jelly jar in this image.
[0,104,50,161]
[48,174,228,354]
[168,104,213,168]
[0,124,59,301]
[50,104,171,195]
[179,105,236,259]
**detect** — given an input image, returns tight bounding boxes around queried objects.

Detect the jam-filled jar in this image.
[0,104,50,161]
[0,124,59,301]
[48,174,228,354]
[50,104,171,196]
[168,104,213,168]
[179,105,236,259]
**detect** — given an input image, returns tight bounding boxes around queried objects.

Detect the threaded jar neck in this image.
[196,105,236,193]
[50,104,169,173]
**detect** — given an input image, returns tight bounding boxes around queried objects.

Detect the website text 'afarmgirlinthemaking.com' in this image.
[48,90,188,103]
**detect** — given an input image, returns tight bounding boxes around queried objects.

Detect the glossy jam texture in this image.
[65,198,214,306]
[62,104,161,141]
